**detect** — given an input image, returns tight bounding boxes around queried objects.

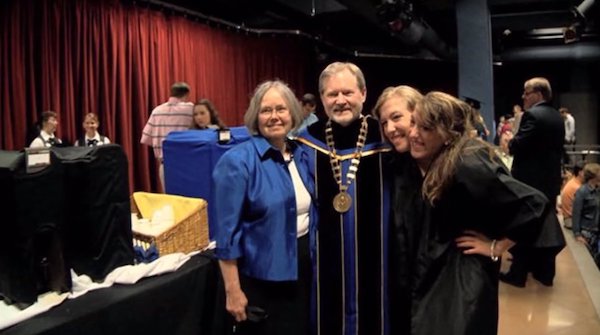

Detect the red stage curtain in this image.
[0,0,312,192]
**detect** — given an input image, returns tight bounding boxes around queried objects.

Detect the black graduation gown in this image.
[390,142,548,335]
[387,152,423,335]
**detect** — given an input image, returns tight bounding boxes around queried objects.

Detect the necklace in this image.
[325,116,369,213]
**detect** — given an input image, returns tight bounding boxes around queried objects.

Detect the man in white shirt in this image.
[560,107,576,144]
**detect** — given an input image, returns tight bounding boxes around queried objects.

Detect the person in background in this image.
[190,98,226,130]
[510,104,523,134]
[213,80,314,335]
[560,107,576,165]
[500,114,513,135]
[503,77,565,288]
[560,107,576,145]
[75,113,111,146]
[289,93,319,137]
[393,91,547,334]
[141,82,194,192]
[494,114,513,146]
[464,97,489,141]
[297,62,390,335]
[495,115,506,145]
[498,130,514,169]
[29,111,62,148]
[561,161,585,229]
[572,163,600,256]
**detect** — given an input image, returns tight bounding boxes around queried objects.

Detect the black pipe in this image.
[501,42,600,62]
[334,0,457,60]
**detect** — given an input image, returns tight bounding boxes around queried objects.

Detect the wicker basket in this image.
[130,193,209,256]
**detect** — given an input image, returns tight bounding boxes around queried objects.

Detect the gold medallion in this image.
[333,192,352,213]
[325,117,368,214]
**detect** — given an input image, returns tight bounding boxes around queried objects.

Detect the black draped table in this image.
[1,254,228,335]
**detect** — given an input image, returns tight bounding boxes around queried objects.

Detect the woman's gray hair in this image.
[244,80,303,135]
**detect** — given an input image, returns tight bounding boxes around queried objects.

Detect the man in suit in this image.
[502,77,566,287]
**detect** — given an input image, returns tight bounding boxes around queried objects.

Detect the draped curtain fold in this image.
[0,0,311,192]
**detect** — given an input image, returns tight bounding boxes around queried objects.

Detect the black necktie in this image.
[47,138,56,146]
[87,139,98,146]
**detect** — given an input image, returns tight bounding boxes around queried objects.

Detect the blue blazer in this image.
[213,135,316,281]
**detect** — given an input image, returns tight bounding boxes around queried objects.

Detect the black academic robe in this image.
[297,116,391,335]
[390,141,548,335]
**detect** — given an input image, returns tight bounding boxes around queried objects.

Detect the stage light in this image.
[563,24,580,44]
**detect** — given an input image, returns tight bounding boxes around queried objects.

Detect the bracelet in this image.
[490,239,499,262]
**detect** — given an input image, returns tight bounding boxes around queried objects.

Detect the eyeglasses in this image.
[259,106,288,116]
[522,90,536,96]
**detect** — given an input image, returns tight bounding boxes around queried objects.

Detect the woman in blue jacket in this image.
[213,80,315,335]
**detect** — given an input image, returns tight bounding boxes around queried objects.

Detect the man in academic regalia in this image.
[297,62,390,335]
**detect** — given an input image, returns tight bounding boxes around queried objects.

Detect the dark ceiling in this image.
[146,0,600,62]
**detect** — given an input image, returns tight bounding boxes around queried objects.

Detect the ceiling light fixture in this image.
[563,24,580,44]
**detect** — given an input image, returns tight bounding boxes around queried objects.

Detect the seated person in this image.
[572,163,600,258]
[190,99,226,130]
[75,112,111,146]
[561,161,585,228]
[29,111,63,148]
